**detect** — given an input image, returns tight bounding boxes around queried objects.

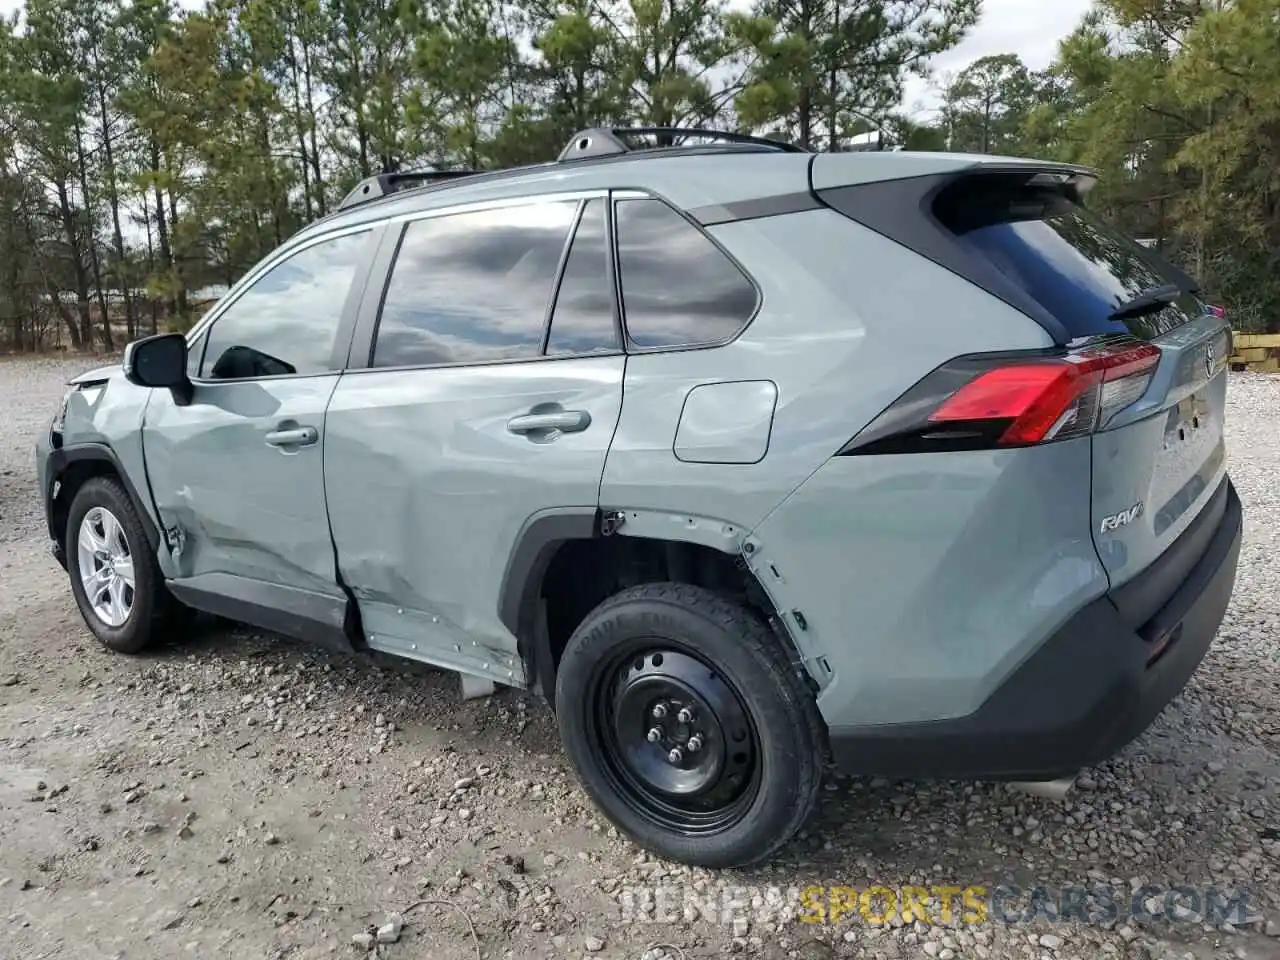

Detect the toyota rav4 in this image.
[35,128,1242,868]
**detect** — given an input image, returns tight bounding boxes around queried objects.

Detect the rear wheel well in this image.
[522,535,807,703]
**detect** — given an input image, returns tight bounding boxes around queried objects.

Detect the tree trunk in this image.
[350,30,372,178]
[982,91,992,154]
[797,0,814,149]
[55,178,93,348]
[303,41,325,215]
[254,108,284,248]
[287,37,314,221]
[5,237,22,351]
[97,76,135,339]
[357,108,371,177]
[149,138,177,321]
[166,183,189,316]
[827,0,840,150]
[798,85,813,150]
[75,119,113,350]
[43,274,83,351]
[142,191,159,335]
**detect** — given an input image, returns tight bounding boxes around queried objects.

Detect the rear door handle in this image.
[265,426,318,447]
[506,410,591,435]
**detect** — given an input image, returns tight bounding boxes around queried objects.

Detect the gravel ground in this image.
[0,356,101,544]
[1,356,1279,960]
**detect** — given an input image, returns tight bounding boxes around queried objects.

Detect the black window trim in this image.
[813,171,1074,344]
[186,329,208,380]
[542,196,625,358]
[609,187,763,355]
[346,190,629,375]
[185,222,382,386]
[538,199,587,355]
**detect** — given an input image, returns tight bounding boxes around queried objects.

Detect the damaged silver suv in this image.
[36,128,1242,868]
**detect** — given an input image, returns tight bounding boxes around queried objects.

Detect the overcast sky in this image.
[903,0,1093,116]
[1,0,1093,119]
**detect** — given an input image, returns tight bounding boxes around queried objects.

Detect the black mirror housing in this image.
[123,333,193,405]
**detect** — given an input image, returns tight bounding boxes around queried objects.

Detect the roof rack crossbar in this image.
[338,169,482,211]
[558,127,808,161]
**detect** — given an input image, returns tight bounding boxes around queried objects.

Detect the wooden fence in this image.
[1229,333,1280,373]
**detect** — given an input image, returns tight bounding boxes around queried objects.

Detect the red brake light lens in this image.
[928,341,1160,446]
[840,339,1163,456]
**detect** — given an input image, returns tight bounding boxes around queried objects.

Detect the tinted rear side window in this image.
[614,197,757,348]
[373,201,576,368]
[936,180,1201,340]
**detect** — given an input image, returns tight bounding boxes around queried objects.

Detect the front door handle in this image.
[506,410,591,436]
[265,425,318,448]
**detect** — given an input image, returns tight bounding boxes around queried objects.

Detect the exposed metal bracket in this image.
[599,510,626,536]
[164,524,186,559]
[460,674,496,701]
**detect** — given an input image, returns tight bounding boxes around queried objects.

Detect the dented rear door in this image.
[324,195,624,684]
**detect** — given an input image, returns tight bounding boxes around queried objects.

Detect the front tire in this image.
[66,477,172,654]
[555,583,826,868]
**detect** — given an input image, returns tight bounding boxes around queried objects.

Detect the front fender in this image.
[45,442,163,553]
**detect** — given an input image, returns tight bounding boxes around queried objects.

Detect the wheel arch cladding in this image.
[48,444,161,555]
[498,509,600,699]
[499,507,820,703]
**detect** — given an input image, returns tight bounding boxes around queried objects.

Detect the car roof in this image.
[294,148,813,241]
[288,127,1094,246]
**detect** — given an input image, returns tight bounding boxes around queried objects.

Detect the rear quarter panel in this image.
[748,441,1109,725]
[601,208,1088,711]
[601,208,1057,532]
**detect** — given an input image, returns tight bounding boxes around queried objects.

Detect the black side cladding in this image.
[46,443,162,551]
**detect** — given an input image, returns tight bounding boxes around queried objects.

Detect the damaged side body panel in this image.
[321,357,627,688]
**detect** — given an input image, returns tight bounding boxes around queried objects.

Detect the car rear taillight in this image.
[840,339,1161,456]
[1206,304,1226,319]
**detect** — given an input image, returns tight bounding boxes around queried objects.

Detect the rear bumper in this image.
[828,476,1242,780]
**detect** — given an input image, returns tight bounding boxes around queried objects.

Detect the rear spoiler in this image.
[810,152,1097,193]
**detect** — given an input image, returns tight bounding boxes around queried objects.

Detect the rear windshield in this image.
[936,180,1202,340]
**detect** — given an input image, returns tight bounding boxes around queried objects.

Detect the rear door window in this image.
[373,201,577,368]
[936,179,1202,340]
[614,197,758,349]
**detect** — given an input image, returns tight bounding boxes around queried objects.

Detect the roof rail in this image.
[328,129,805,215]
[338,169,482,212]
[557,127,808,161]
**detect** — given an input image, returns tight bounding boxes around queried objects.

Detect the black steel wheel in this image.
[595,646,761,835]
[556,583,825,868]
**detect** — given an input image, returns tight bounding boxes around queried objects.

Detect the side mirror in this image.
[123,333,193,406]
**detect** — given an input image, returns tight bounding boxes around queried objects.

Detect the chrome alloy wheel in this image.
[76,506,135,628]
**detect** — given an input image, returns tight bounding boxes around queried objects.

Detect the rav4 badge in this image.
[1100,502,1145,534]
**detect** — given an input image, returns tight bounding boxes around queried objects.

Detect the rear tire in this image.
[66,477,177,654]
[555,582,825,868]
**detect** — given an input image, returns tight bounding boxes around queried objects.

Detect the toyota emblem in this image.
[1204,341,1216,377]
